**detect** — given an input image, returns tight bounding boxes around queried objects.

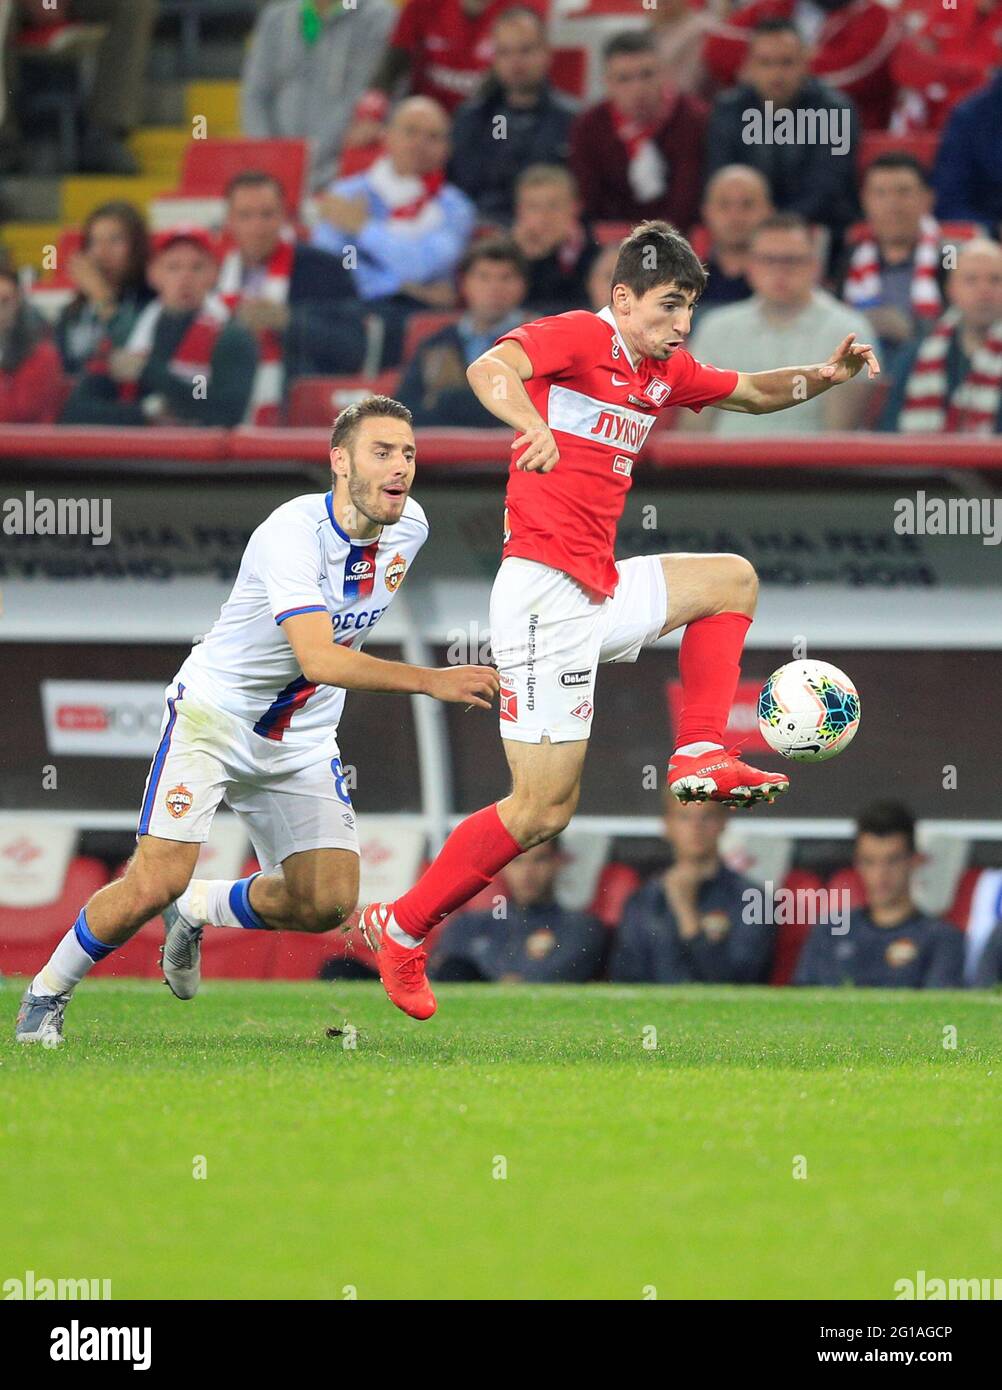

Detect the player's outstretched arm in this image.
[466,341,560,472]
[283,612,499,708]
[713,333,881,415]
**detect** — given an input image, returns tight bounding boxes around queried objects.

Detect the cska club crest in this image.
[165,784,193,819]
[384,552,407,592]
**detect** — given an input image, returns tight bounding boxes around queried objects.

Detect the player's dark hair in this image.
[855,801,916,853]
[80,200,149,295]
[459,235,529,282]
[749,16,802,42]
[225,170,285,204]
[611,220,707,299]
[603,29,656,63]
[864,152,931,188]
[492,5,546,34]
[331,395,413,452]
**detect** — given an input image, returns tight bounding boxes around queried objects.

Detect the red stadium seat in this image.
[947,865,983,931]
[860,130,940,172]
[286,372,401,426]
[0,855,109,977]
[593,221,633,247]
[171,138,309,214]
[550,47,587,100]
[591,862,640,930]
[827,865,865,909]
[401,312,461,364]
[768,869,825,986]
[338,142,383,178]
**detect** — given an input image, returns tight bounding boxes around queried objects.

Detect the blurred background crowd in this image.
[1,0,1000,435]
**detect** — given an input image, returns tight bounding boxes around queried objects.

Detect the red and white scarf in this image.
[366,155,446,231]
[217,232,295,427]
[844,215,943,319]
[899,306,1002,435]
[611,98,673,204]
[90,293,231,403]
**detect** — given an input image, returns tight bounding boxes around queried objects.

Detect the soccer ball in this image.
[757,659,860,762]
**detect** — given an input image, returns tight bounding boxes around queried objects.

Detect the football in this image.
[757,659,861,762]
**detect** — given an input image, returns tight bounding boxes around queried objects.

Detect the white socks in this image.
[31,910,116,997]
[175,876,268,930]
[674,742,724,758]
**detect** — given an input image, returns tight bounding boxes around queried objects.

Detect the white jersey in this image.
[176,490,428,743]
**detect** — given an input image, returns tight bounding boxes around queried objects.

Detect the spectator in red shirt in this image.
[569,30,707,232]
[346,0,548,148]
[703,0,902,131]
[890,0,1002,132]
[0,268,66,424]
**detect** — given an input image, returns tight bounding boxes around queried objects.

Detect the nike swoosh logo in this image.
[611,374,630,387]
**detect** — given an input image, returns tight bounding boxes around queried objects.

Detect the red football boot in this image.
[667,745,790,808]
[359,903,437,1020]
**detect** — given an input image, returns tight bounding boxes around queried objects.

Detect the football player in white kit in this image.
[16,396,498,1045]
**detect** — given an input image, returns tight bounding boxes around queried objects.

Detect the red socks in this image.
[675,611,752,749]
[394,803,523,938]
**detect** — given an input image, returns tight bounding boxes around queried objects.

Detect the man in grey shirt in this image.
[242,0,395,191]
[680,212,872,436]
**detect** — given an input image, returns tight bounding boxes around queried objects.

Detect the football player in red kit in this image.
[362,219,879,1019]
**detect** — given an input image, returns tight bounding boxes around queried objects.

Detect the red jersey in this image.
[497,308,738,599]
[391,0,548,112]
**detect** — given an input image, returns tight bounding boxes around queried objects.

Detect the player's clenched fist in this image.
[425,665,500,708]
[512,422,559,473]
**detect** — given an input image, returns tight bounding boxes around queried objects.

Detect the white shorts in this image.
[137,681,359,872]
[489,555,667,744]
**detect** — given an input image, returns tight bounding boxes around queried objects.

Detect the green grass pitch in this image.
[2,978,1000,1300]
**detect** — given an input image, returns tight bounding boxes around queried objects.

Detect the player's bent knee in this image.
[727,554,758,610]
[292,893,357,934]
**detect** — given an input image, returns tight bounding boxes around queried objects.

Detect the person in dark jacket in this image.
[54,201,153,374]
[973,920,1002,987]
[705,20,860,252]
[448,7,575,226]
[218,171,367,408]
[933,67,1002,232]
[795,801,965,988]
[610,796,775,984]
[430,838,605,982]
[397,236,528,426]
[61,227,257,428]
[569,29,707,232]
[510,164,599,313]
[0,267,66,423]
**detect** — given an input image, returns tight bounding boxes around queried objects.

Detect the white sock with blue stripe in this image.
[31,909,116,996]
[176,875,270,930]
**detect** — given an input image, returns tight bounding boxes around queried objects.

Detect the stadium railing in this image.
[1,428,1000,472]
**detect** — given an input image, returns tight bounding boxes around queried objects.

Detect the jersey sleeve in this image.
[253,511,327,626]
[668,349,740,413]
[496,313,598,381]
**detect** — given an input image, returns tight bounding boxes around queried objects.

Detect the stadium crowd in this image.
[0,0,1000,434]
[422,800,1002,989]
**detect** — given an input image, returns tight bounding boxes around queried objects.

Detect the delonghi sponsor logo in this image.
[559,669,591,688]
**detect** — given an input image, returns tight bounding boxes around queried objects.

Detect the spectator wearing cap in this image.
[510,165,599,313]
[61,228,257,428]
[54,201,153,374]
[430,838,605,983]
[0,267,66,423]
[447,6,574,226]
[569,30,707,232]
[397,236,528,427]
[835,154,948,378]
[312,96,475,364]
[241,0,396,191]
[217,171,365,423]
[610,797,774,985]
[794,801,965,988]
